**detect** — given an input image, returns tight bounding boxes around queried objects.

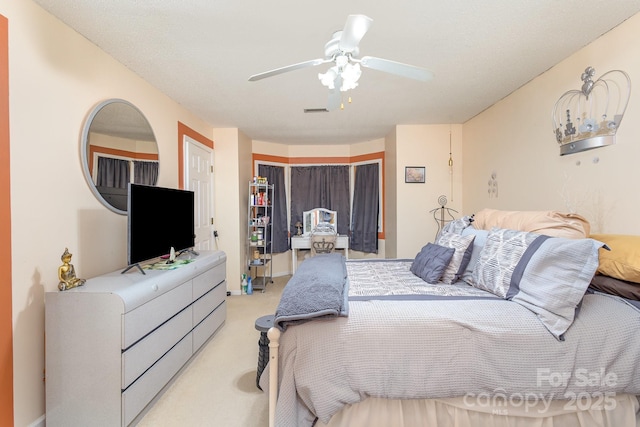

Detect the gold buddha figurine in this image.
[58,248,86,291]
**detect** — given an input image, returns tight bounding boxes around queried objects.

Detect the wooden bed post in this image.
[267,326,281,427]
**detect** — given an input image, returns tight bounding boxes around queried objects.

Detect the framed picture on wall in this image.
[405,166,425,183]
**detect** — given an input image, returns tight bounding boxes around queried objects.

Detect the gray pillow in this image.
[469,227,605,340]
[410,243,455,283]
[460,227,489,284]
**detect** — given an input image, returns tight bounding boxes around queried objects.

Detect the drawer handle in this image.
[152,284,159,292]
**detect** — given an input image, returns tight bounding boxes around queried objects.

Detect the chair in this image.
[310,222,337,255]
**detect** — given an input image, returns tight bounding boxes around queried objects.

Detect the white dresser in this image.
[45,250,227,426]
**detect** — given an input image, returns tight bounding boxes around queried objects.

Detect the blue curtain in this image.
[290,165,350,237]
[96,157,130,188]
[351,163,379,253]
[258,164,288,254]
[133,161,159,185]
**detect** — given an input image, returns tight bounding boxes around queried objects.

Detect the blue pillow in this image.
[460,227,489,284]
[410,243,455,283]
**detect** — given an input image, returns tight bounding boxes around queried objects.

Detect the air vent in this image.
[303,108,329,113]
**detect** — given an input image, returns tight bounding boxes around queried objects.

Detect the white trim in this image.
[27,415,45,427]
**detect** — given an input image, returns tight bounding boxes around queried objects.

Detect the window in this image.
[254,154,383,254]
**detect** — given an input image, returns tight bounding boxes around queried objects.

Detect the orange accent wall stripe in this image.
[350,151,384,163]
[252,153,289,164]
[0,14,14,426]
[288,156,351,164]
[253,151,384,164]
[177,122,214,189]
[252,151,386,239]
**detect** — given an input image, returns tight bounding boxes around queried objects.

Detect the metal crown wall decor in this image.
[552,66,630,156]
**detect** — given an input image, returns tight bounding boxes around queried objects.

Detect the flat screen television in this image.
[126,183,196,271]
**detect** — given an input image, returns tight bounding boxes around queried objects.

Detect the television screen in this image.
[127,183,195,266]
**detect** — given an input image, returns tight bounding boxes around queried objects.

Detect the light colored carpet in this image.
[137,275,288,427]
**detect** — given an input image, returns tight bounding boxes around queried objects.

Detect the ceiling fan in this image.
[248,14,434,110]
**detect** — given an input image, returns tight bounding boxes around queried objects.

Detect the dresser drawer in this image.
[193,301,226,353]
[122,334,193,426]
[122,281,192,349]
[192,262,226,300]
[193,281,226,326]
[122,306,193,389]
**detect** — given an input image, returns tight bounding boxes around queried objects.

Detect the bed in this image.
[263,211,640,427]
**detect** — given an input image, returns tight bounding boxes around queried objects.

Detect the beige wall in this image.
[211,128,252,293]
[5,1,640,425]
[3,2,218,425]
[393,124,464,258]
[462,13,640,235]
[384,129,398,258]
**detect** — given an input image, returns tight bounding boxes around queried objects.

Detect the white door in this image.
[184,136,215,251]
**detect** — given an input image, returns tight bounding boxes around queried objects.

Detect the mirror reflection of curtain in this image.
[96,157,130,188]
[133,160,159,185]
[351,163,379,253]
[290,165,350,237]
[258,164,288,254]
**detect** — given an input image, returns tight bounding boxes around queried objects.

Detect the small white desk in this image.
[291,235,349,274]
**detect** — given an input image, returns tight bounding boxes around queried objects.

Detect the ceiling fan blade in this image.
[327,75,343,111]
[339,15,373,53]
[360,56,434,81]
[249,58,328,81]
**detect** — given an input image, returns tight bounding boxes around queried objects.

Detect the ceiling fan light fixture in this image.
[319,62,361,92]
[318,67,338,89]
[341,63,361,91]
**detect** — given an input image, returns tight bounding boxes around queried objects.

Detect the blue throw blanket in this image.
[274,253,349,331]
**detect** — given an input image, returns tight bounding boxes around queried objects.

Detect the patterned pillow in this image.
[436,232,475,284]
[410,243,455,283]
[470,228,539,297]
[469,227,605,339]
[437,215,474,240]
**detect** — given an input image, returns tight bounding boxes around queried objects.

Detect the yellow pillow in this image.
[590,234,640,283]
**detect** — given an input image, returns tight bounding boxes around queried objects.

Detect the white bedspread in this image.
[272,261,640,427]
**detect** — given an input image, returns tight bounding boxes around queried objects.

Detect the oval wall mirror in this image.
[81,99,159,215]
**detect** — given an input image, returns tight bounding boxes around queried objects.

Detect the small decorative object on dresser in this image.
[57,247,85,291]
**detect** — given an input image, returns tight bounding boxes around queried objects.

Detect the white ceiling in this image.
[32,0,640,145]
